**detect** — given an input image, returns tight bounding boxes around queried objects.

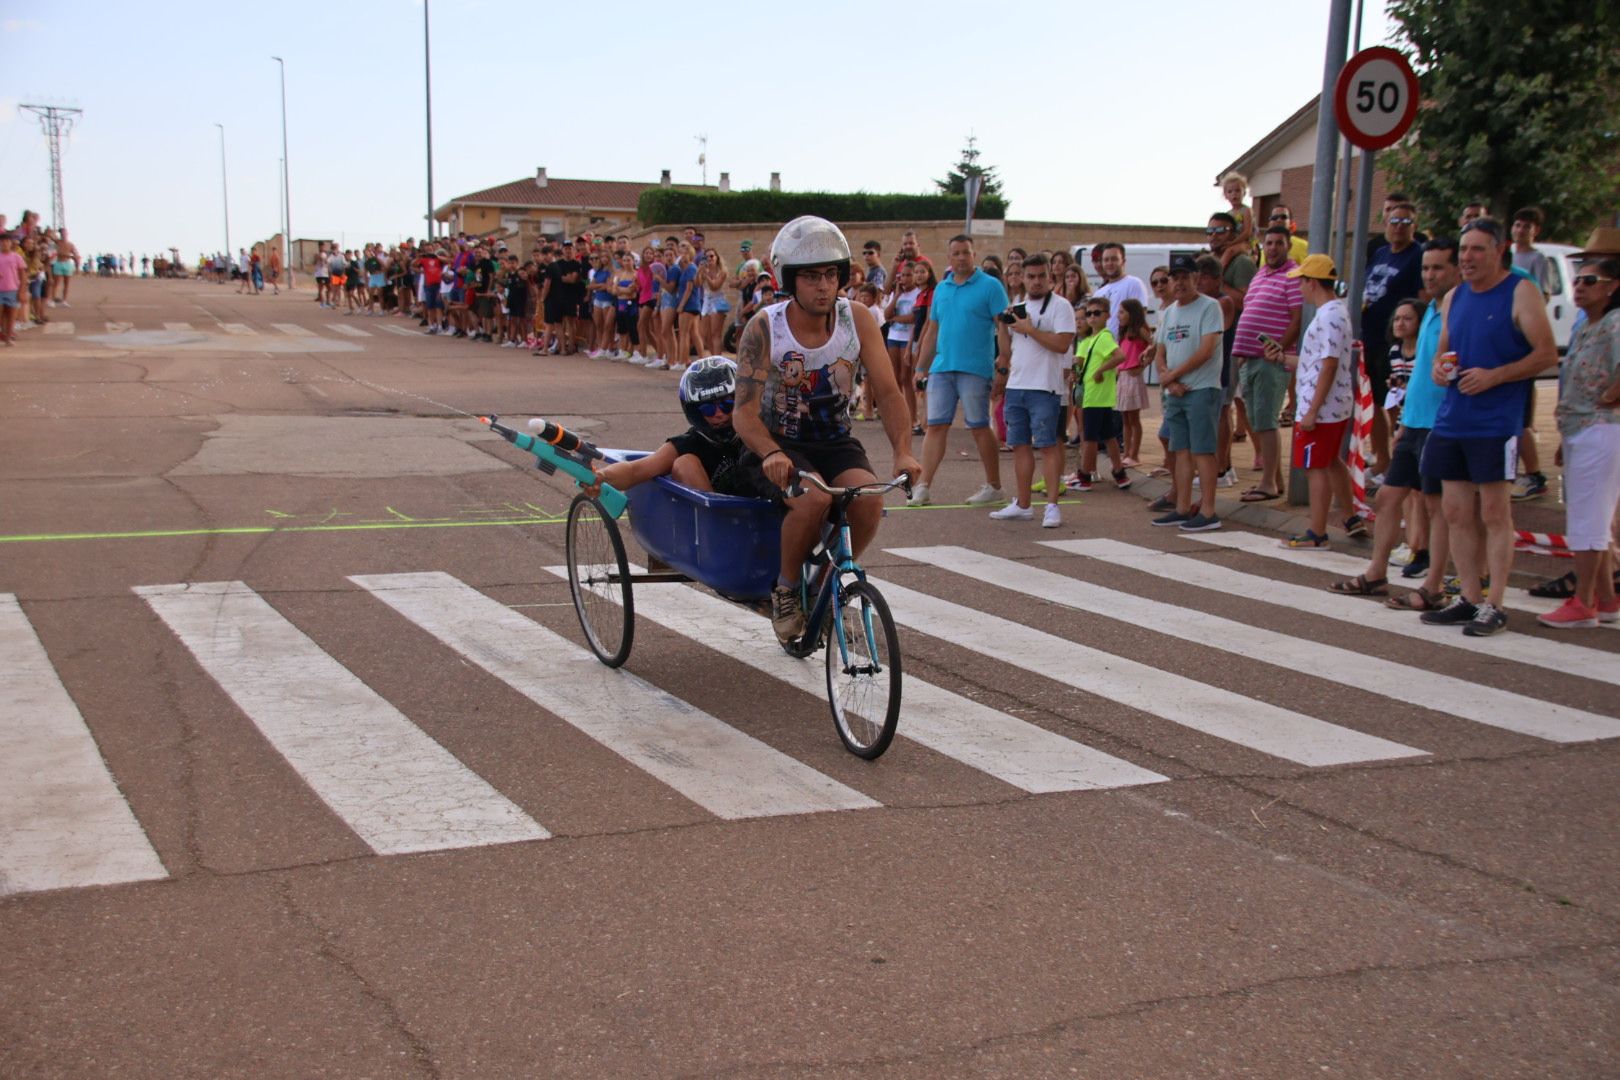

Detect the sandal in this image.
[1385,586,1443,612]
[1342,514,1370,539]
[1281,530,1330,549]
[1528,571,1576,599]
[1330,574,1388,596]
[1240,489,1280,502]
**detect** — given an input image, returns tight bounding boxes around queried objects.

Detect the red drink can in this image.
[1437,351,1459,382]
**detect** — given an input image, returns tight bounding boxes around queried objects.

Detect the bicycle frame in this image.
[787,472,906,660]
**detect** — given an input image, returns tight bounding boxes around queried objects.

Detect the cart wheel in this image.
[825,581,901,759]
[566,493,633,667]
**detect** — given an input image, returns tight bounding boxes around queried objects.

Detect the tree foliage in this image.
[1383,0,1620,241]
[934,135,1006,205]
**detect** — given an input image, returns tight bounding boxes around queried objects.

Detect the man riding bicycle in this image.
[733,216,922,643]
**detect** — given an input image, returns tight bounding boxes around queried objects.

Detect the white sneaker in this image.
[1390,543,1414,567]
[988,503,1033,521]
[1042,504,1062,529]
[908,482,931,506]
[964,483,1006,506]
[1217,468,1237,488]
[647,358,671,370]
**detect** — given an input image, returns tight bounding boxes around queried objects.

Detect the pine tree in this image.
[934,135,1005,204]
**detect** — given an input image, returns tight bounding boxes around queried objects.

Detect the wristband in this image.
[763,449,786,464]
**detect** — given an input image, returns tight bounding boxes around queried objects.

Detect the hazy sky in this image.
[1,1,1397,260]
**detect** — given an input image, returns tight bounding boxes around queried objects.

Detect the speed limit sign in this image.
[1334,46,1419,152]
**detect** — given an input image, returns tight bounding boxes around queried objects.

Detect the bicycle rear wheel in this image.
[825,581,901,759]
[566,493,633,667]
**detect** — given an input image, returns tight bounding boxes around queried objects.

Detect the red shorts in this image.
[1291,417,1350,470]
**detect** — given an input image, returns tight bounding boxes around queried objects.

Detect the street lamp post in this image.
[423,0,436,241]
[272,55,293,286]
[214,123,230,261]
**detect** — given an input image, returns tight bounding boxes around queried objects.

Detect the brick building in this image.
[1216,96,1399,244]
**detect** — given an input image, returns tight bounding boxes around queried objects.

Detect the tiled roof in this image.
[445,177,654,211]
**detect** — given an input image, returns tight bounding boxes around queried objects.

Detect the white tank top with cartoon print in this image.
[762,297,859,441]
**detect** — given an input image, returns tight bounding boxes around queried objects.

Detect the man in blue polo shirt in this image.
[910,234,1009,506]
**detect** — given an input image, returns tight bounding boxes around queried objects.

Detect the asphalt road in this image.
[2,277,1617,1079]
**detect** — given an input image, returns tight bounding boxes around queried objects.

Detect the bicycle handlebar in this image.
[791,471,913,500]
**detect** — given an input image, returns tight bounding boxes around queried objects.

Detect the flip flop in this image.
[1240,489,1280,502]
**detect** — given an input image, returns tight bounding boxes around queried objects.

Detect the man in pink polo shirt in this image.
[1231,224,1303,500]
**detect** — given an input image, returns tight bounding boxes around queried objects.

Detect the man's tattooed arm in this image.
[731,312,778,456]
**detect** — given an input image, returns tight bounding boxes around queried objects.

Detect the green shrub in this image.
[636,188,1008,225]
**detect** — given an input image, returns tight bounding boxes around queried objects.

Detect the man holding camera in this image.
[989,253,1077,527]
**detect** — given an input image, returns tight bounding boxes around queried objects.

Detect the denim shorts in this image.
[659,291,678,311]
[0,290,17,309]
[1003,388,1062,447]
[926,370,992,429]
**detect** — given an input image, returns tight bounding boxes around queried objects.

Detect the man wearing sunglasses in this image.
[1363,200,1428,478]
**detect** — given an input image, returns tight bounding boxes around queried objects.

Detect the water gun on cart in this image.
[479,415,628,519]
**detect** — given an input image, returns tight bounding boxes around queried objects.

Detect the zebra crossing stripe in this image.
[1184,531,1582,621]
[104,321,132,333]
[905,545,1620,746]
[327,323,371,337]
[1047,537,1620,700]
[378,323,423,337]
[136,581,548,854]
[1,595,167,896]
[43,321,74,335]
[351,572,877,820]
[869,574,1425,767]
[271,323,315,336]
[541,568,1169,794]
[220,323,256,335]
[162,322,194,332]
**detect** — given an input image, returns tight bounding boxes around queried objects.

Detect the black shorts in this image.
[752,433,876,498]
[1522,381,1536,428]
[1384,425,1441,495]
[543,299,566,324]
[1419,432,1517,485]
[574,299,592,321]
[345,275,360,291]
[614,308,636,335]
[476,295,498,319]
[1081,406,1121,444]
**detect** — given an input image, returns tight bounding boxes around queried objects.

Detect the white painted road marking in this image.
[327,323,372,337]
[0,595,167,896]
[137,581,548,854]
[1051,538,1620,693]
[43,321,74,335]
[379,323,424,337]
[271,323,315,336]
[869,575,1425,767]
[352,572,877,820]
[162,321,194,332]
[220,323,256,335]
[1185,530,1586,622]
[1011,541,1620,744]
[103,321,132,333]
[541,568,1169,794]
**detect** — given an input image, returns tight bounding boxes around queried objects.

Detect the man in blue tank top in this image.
[1418,219,1559,637]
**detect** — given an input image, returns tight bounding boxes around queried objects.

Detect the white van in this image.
[1537,243,1584,353]
[1069,242,1204,318]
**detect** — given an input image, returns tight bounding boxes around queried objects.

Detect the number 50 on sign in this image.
[1334,46,1420,152]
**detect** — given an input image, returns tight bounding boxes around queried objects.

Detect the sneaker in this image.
[1510,472,1548,501]
[1463,601,1508,637]
[770,585,806,643]
[1420,596,1479,626]
[1151,510,1193,527]
[1390,543,1414,566]
[988,503,1034,521]
[647,358,671,370]
[1067,473,1093,492]
[1146,494,1175,513]
[964,483,1006,506]
[1042,503,1062,529]
[1536,598,1598,630]
[1216,468,1237,488]
[1342,514,1370,539]
[1112,469,1133,491]
[1179,512,1223,532]
[907,482,931,506]
[1597,598,1620,624]
[1281,530,1330,549]
[1400,550,1431,579]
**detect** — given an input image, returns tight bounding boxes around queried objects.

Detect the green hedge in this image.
[636,188,1008,226]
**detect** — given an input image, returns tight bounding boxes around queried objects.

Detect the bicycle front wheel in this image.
[824,581,901,759]
[566,493,633,667]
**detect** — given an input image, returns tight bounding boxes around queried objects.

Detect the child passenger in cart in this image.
[585,357,783,502]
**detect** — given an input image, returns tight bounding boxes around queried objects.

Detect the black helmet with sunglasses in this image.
[678,357,739,443]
